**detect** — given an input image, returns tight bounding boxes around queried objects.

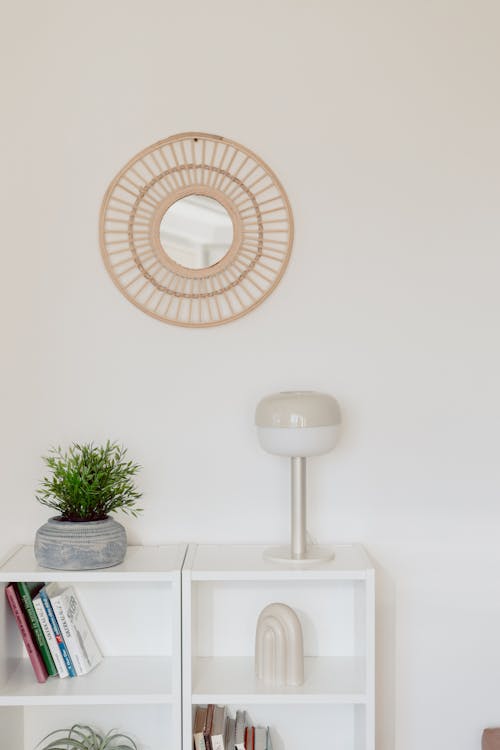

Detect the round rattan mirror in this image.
[99,132,294,327]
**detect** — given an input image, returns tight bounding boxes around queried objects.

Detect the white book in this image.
[224,717,236,750]
[234,710,246,746]
[46,583,102,676]
[32,595,69,678]
[254,727,267,750]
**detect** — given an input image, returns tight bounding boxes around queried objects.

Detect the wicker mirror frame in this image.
[99,132,294,327]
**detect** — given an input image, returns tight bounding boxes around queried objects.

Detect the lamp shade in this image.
[255,391,341,457]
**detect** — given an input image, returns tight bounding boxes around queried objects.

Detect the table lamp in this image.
[255,391,341,563]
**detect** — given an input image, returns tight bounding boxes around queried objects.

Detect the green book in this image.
[16,581,57,677]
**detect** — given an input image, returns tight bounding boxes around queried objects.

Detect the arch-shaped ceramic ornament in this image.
[255,602,304,687]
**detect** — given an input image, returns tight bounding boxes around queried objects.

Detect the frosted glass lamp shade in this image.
[255,391,341,457]
[256,425,339,457]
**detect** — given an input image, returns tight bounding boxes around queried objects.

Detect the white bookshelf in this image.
[182,544,375,750]
[0,544,186,750]
[0,543,375,750]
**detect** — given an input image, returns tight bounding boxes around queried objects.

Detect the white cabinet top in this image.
[184,544,374,580]
[0,543,374,581]
[0,545,187,582]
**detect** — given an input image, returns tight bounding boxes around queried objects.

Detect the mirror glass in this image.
[159,195,233,269]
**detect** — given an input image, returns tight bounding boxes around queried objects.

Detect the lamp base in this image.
[263,545,335,565]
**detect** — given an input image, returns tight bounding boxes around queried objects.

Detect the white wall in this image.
[1,1,499,747]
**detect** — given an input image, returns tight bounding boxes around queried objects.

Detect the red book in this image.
[5,583,48,683]
[244,726,255,750]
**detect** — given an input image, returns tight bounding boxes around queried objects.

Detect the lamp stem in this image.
[291,456,307,559]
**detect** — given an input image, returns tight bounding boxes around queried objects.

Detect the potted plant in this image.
[35,724,137,749]
[34,441,142,570]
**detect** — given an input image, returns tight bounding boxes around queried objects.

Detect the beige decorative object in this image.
[100,132,293,327]
[483,729,500,750]
[255,602,304,687]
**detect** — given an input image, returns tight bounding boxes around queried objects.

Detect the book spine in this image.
[204,704,215,750]
[235,711,246,746]
[211,735,225,750]
[205,703,215,750]
[5,584,48,683]
[253,727,267,750]
[194,732,207,750]
[15,582,57,676]
[39,588,76,677]
[243,727,255,750]
[32,596,68,678]
[62,587,102,673]
[49,592,86,676]
[211,705,226,750]
[193,706,208,750]
[224,717,236,750]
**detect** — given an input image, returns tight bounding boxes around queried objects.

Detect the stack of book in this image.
[193,706,273,750]
[5,581,102,683]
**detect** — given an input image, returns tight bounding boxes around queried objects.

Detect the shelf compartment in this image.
[189,703,367,750]
[0,544,184,750]
[189,578,368,664]
[183,544,375,750]
[191,655,366,704]
[0,655,173,705]
[2,704,172,750]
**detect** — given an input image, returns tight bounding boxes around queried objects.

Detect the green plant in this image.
[35,724,137,750]
[36,441,143,522]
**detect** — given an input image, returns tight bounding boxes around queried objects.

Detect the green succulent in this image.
[36,441,143,522]
[35,724,138,750]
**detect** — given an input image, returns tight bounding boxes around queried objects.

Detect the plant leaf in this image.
[35,442,143,522]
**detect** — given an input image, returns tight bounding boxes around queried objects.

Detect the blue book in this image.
[39,586,76,677]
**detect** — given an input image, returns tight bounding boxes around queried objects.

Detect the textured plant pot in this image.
[34,516,127,570]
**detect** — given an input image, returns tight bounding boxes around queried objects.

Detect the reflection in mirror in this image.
[159,195,233,269]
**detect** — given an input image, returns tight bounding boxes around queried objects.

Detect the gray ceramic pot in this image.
[34,516,127,570]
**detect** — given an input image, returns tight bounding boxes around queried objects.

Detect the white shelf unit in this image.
[0,544,186,750]
[182,544,375,750]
